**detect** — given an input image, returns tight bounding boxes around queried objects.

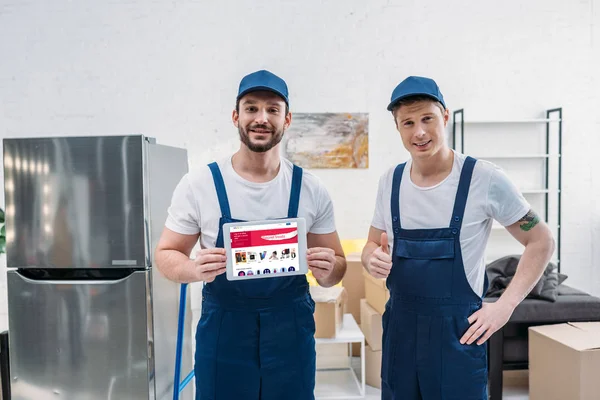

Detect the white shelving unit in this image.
[461,118,560,124]
[314,314,365,399]
[452,108,563,270]
[471,154,559,159]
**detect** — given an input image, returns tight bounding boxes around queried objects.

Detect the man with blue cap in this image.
[361,76,555,399]
[155,70,347,399]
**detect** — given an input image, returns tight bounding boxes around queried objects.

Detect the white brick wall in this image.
[0,0,598,333]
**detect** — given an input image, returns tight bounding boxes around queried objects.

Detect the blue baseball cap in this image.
[237,70,289,105]
[387,76,446,111]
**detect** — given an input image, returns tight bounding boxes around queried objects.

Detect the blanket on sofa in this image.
[485,255,568,302]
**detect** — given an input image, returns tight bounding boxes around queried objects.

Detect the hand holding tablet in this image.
[194,248,227,283]
[306,247,336,280]
[223,218,309,281]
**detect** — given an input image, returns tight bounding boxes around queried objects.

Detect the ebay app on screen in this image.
[229,222,300,277]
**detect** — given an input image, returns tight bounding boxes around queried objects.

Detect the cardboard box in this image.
[362,269,390,315]
[310,286,347,338]
[360,298,383,351]
[365,344,382,389]
[342,252,366,356]
[342,253,366,323]
[529,322,600,400]
[316,343,350,369]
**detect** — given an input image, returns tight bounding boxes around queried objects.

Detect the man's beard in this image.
[238,124,284,153]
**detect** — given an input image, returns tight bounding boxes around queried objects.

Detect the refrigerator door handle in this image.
[11,269,142,285]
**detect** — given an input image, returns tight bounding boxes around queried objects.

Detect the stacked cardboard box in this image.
[310,286,349,368]
[342,253,365,356]
[362,269,389,315]
[310,244,390,389]
[360,270,390,389]
[529,322,600,400]
[310,285,347,338]
[360,299,382,351]
[361,298,383,389]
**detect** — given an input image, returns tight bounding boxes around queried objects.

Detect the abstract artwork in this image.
[283,113,368,169]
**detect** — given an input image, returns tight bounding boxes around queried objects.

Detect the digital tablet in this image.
[223,218,308,281]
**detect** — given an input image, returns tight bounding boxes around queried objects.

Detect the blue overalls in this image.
[382,157,488,400]
[194,162,316,400]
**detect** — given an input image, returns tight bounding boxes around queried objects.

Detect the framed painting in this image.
[283,113,368,169]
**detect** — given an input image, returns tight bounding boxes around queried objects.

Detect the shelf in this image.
[454,107,562,272]
[492,224,561,230]
[315,314,365,399]
[315,314,364,344]
[486,258,560,265]
[521,189,560,194]
[456,119,561,124]
[473,154,560,159]
[315,368,365,400]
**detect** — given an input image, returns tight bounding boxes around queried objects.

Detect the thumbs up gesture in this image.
[368,232,393,279]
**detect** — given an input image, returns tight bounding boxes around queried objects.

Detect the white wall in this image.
[0,0,599,330]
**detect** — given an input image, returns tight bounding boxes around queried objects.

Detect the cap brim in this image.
[237,86,288,105]
[387,92,445,111]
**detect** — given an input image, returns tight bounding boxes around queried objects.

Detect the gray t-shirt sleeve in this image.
[165,174,201,235]
[486,167,531,226]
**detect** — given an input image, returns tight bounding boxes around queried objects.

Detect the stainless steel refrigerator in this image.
[3,135,193,399]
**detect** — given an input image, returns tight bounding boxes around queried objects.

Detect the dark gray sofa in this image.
[485,284,600,400]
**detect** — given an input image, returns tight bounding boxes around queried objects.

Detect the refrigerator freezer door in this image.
[145,142,193,399]
[7,270,153,400]
[3,136,147,269]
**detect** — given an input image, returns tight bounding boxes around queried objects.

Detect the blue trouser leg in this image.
[382,308,420,400]
[194,304,260,400]
[437,315,488,400]
[194,296,316,400]
[383,308,487,400]
[259,296,316,400]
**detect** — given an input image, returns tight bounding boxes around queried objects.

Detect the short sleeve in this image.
[486,168,531,227]
[371,172,388,231]
[309,183,337,234]
[165,174,201,235]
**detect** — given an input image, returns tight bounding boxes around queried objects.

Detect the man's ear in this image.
[443,108,450,127]
[232,109,239,128]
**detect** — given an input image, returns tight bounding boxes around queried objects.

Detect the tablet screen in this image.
[229,221,300,278]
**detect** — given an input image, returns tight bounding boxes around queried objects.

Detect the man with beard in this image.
[155,70,346,400]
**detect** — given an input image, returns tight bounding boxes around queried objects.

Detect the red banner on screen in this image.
[230,227,298,249]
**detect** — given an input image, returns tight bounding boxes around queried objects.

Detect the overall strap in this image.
[449,156,477,230]
[391,163,407,234]
[287,165,303,218]
[207,162,232,219]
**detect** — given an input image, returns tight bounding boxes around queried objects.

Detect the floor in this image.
[316,359,529,399]
[0,328,530,400]
[496,370,530,400]
[362,381,529,400]
[339,374,529,400]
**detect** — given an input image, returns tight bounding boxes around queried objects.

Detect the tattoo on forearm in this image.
[518,210,540,232]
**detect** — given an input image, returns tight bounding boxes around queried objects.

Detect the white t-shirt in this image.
[165,156,337,249]
[371,151,530,297]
